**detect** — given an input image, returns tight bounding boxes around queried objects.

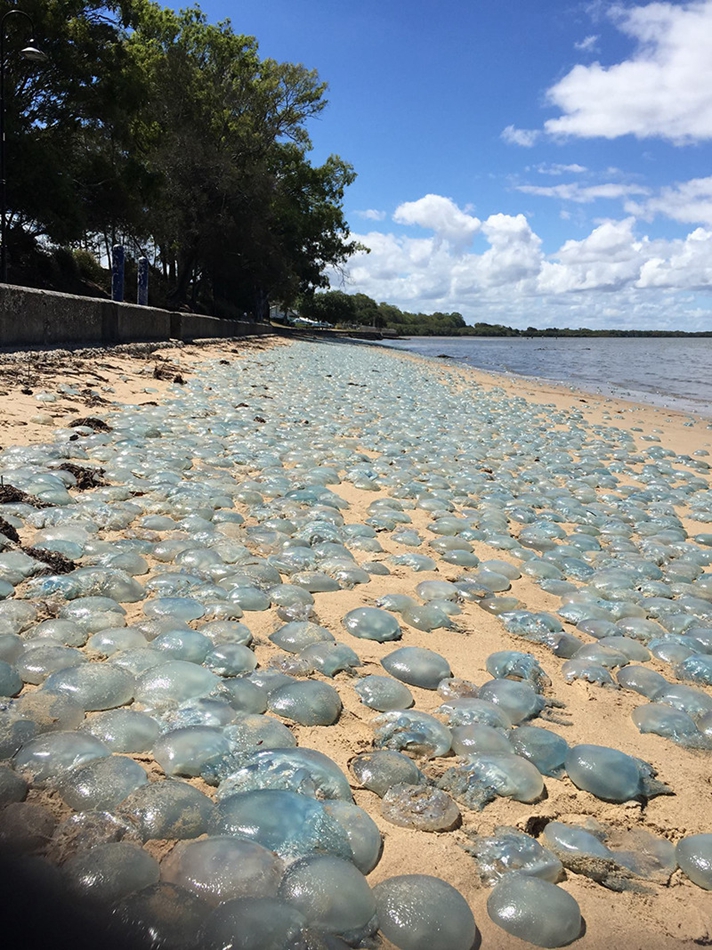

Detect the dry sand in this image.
[0,336,710,949]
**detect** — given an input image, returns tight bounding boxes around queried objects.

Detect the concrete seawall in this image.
[0,284,271,348]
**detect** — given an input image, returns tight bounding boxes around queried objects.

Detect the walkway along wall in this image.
[0,284,270,348]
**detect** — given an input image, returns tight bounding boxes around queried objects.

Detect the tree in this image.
[123,3,359,314]
[1,0,361,311]
[1,0,141,274]
[299,289,357,325]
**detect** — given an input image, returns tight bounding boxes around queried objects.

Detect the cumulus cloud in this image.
[501,125,541,147]
[331,193,712,328]
[557,218,642,264]
[544,0,712,143]
[625,176,712,226]
[356,209,387,221]
[637,228,712,288]
[393,194,481,248]
[517,182,650,203]
[477,214,544,286]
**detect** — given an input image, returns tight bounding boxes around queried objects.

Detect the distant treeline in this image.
[299,291,712,337]
[299,291,469,334]
[461,325,712,338]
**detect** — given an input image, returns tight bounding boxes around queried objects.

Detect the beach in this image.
[0,335,711,949]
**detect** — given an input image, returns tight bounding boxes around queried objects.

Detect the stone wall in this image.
[0,284,270,348]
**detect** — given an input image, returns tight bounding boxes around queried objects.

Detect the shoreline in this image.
[379,336,712,421]
[380,342,712,458]
[0,336,711,949]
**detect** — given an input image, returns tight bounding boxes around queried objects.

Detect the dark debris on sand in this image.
[153,362,185,382]
[53,463,107,489]
[22,546,77,575]
[0,516,20,544]
[79,390,111,407]
[68,416,112,432]
[0,483,51,508]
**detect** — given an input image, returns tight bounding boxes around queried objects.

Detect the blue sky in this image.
[170,0,712,330]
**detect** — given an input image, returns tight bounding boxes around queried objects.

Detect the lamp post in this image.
[1,8,46,283]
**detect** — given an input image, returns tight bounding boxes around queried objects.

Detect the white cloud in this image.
[517,172,712,228]
[637,228,712,288]
[477,214,544,286]
[544,0,712,143]
[558,218,642,263]
[393,194,481,248]
[534,163,588,175]
[356,209,386,221]
[501,125,541,147]
[331,193,712,329]
[625,176,712,226]
[517,182,650,203]
[574,34,599,52]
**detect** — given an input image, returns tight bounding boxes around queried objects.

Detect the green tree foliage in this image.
[1,1,138,259]
[3,0,359,313]
[300,289,357,325]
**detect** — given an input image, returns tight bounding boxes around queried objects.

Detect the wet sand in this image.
[1,335,711,949]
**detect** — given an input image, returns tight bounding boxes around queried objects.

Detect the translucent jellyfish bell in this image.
[616,665,668,698]
[215,747,352,802]
[323,800,382,874]
[468,828,564,885]
[373,709,451,758]
[381,646,452,689]
[118,779,215,840]
[267,679,342,726]
[565,744,672,802]
[374,874,476,950]
[439,753,544,810]
[676,834,712,889]
[487,872,582,947]
[56,752,149,812]
[354,674,414,711]
[486,650,551,691]
[42,662,135,711]
[62,842,160,905]
[208,789,352,861]
[401,602,455,631]
[13,731,111,785]
[342,606,401,642]
[80,707,160,753]
[510,725,569,777]
[278,854,377,943]
[381,783,460,832]
[154,725,232,777]
[477,679,546,724]
[633,700,710,748]
[269,620,334,653]
[162,836,284,906]
[350,750,426,798]
[134,660,220,708]
[198,897,306,950]
[112,882,211,950]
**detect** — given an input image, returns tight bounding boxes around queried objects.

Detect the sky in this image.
[168,0,712,330]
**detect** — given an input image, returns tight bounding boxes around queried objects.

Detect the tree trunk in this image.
[166,248,197,309]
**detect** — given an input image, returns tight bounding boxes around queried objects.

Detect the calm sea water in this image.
[380,336,712,418]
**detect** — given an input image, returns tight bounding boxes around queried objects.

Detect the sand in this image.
[1,335,711,949]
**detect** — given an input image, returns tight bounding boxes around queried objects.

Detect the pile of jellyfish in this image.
[0,338,710,950]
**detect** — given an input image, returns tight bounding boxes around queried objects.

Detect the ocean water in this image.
[380,336,712,418]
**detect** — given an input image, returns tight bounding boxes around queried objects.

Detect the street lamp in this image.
[1,8,46,283]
